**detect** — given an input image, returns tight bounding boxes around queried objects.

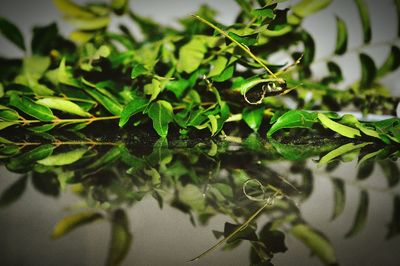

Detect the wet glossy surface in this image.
[0,135,399,266]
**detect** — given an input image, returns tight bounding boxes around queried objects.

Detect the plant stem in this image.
[15,116,120,125]
[193,15,277,78]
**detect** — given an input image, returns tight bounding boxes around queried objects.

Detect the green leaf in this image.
[318,142,371,166]
[7,145,54,172]
[86,146,122,171]
[378,160,400,187]
[106,209,132,266]
[345,190,369,238]
[290,223,336,265]
[251,6,275,18]
[292,0,332,18]
[243,107,264,131]
[38,148,88,166]
[83,87,123,116]
[65,16,110,30]
[148,100,174,137]
[357,160,374,180]
[228,32,258,46]
[131,63,148,79]
[9,94,55,122]
[212,64,235,82]
[377,46,400,78]
[111,0,128,15]
[32,172,60,197]
[209,56,228,77]
[28,124,56,133]
[331,178,345,220]
[0,121,19,131]
[301,31,315,66]
[36,98,91,117]
[354,0,371,44]
[359,53,376,88]
[177,37,207,73]
[0,17,25,50]
[0,176,27,207]
[119,97,148,127]
[267,110,318,137]
[208,114,218,136]
[52,211,103,239]
[317,113,361,138]
[53,0,95,18]
[334,16,347,55]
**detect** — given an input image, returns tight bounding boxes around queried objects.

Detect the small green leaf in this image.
[334,16,347,55]
[177,37,207,73]
[86,146,122,171]
[377,46,400,78]
[267,110,318,137]
[243,107,264,131]
[84,87,123,116]
[36,98,91,117]
[65,16,110,30]
[318,113,361,138]
[228,32,258,46]
[10,94,56,122]
[359,53,376,88]
[106,209,132,266]
[301,31,315,66]
[251,6,275,18]
[212,64,235,82]
[357,160,374,180]
[52,211,103,239]
[208,114,218,136]
[292,0,332,18]
[111,0,128,15]
[354,0,371,44]
[0,121,19,131]
[131,63,148,79]
[119,97,148,127]
[0,105,19,121]
[38,148,88,166]
[318,142,371,166]
[209,56,228,77]
[7,145,54,172]
[148,100,174,137]
[53,0,95,18]
[331,178,345,220]
[0,17,25,50]
[345,190,369,238]
[290,223,337,265]
[0,176,28,207]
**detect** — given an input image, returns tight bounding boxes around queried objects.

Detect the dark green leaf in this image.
[357,160,374,180]
[111,0,128,15]
[0,176,27,207]
[212,64,235,82]
[9,94,56,122]
[0,17,25,50]
[28,124,56,133]
[301,31,315,66]
[267,110,318,137]
[377,46,400,78]
[32,172,60,197]
[243,107,264,131]
[378,160,400,187]
[354,0,371,44]
[83,87,123,116]
[386,195,400,239]
[224,222,258,243]
[228,32,258,46]
[119,97,148,127]
[6,145,54,173]
[334,16,347,55]
[106,209,132,266]
[148,100,174,137]
[52,211,103,239]
[0,105,19,121]
[331,178,345,220]
[86,146,122,171]
[359,53,376,88]
[0,121,19,131]
[345,190,369,238]
[290,223,336,265]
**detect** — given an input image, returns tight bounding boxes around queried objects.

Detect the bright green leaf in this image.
[36,97,91,117]
[10,94,56,122]
[292,0,332,18]
[38,148,88,166]
[148,100,174,137]
[119,97,148,127]
[267,110,318,137]
[52,211,103,239]
[177,37,207,73]
[243,107,264,131]
[318,113,361,138]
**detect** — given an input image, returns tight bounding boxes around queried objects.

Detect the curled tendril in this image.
[241,78,287,105]
[243,179,266,202]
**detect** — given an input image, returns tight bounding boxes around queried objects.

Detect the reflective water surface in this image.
[0,132,399,266]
